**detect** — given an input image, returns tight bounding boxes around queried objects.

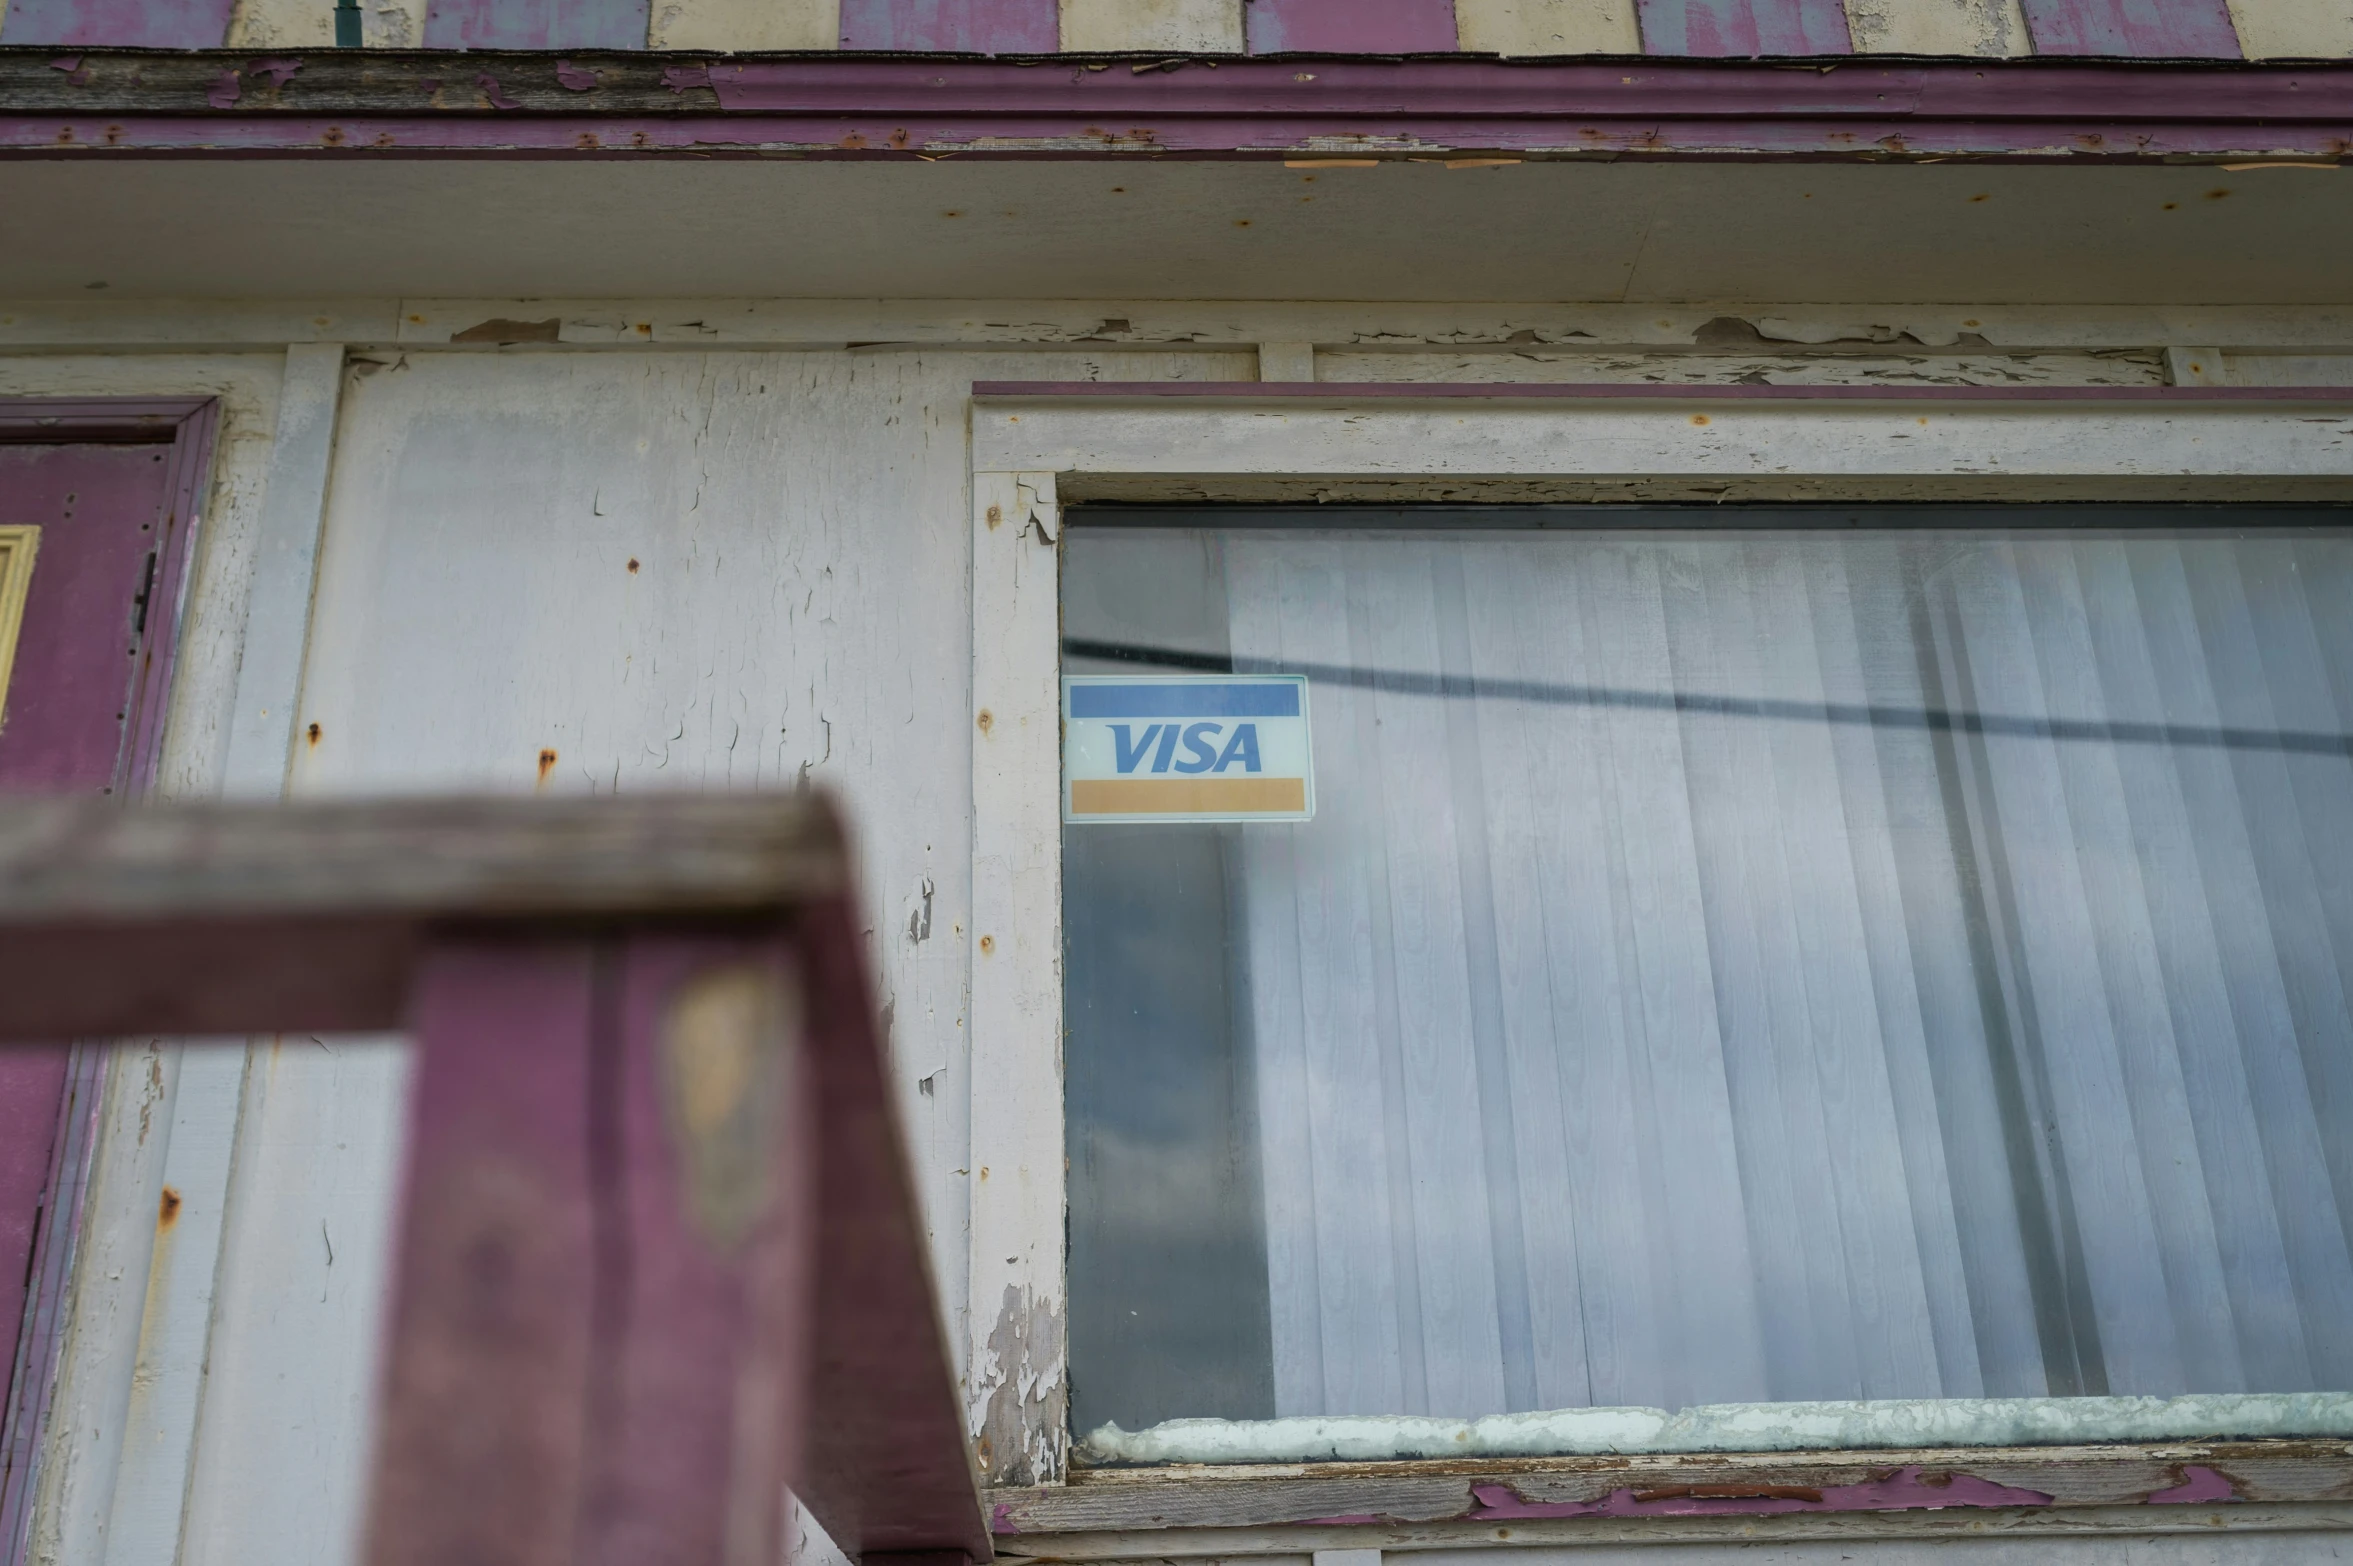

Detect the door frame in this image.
[0,396,219,1566]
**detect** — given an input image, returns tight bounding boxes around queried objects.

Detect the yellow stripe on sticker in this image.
[1069,777,1307,816]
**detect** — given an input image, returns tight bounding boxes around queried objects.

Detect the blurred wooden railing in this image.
[0,793,988,1566]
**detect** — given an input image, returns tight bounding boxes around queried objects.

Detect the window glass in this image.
[1062,509,2353,1461]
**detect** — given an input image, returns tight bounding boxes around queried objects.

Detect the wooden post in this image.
[367,933,816,1566]
[0,794,988,1566]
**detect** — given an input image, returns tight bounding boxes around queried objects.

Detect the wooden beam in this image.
[0,791,988,1563]
[0,793,846,1040]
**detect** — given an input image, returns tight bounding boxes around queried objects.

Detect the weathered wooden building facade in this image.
[3,0,2353,1562]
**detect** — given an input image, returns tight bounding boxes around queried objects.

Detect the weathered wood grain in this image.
[989,1441,2353,1540]
[0,50,725,113]
[990,1502,2353,1557]
[0,792,844,925]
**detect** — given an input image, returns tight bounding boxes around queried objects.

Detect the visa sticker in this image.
[1063,675,1314,824]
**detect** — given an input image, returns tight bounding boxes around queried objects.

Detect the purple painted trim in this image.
[1246,0,1458,54]
[2021,0,2242,60]
[837,0,1058,53]
[0,0,234,50]
[5,54,2350,159]
[1637,0,1851,57]
[1466,1466,2052,1518]
[422,0,650,54]
[971,380,2353,401]
[0,397,214,1566]
[0,1045,104,1566]
[2147,1465,2239,1503]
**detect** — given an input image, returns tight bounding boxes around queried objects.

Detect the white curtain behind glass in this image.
[1225,530,2353,1418]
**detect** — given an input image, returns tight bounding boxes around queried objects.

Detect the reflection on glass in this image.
[1062,515,2353,1450]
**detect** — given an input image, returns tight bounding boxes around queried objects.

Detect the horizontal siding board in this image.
[2019,0,2241,55]
[1246,0,1458,51]
[2226,0,2353,58]
[0,0,234,47]
[421,0,650,48]
[1456,0,1643,53]
[1637,0,1851,53]
[839,0,1059,48]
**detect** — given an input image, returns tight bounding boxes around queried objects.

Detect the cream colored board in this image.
[1453,0,1640,54]
[2227,0,2353,57]
[0,526,37,722]
[1843,0,2029,54]
[650,0,837,50]
[1059,0,1242,51]
[224,0,427,46]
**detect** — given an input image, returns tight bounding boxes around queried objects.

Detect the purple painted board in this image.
[2019,0,2240,57]
[592,935,814,1566]
[0,0,233,47]
[367,934,817,1566]
[422,0,649,52]
[838,0,1058,53]
[1637,0,1851,55]
[0,444,175,794]
[0,440,173,1424]
[368,942,602,1566]
[1246,0,1457,53]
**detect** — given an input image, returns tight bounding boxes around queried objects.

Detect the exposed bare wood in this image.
[987,1503,2353,1558]
[7,301,2353,356]
[992,1440,2353,1539]
[0,793,846,1040]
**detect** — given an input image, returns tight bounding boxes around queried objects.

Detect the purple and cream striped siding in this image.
[1636,0,1851,54]
[839,0,1058,51]
[2018,0,2241,56]
[0,0,234,47]
[1245,0,1457,52]
[422,0,649,50]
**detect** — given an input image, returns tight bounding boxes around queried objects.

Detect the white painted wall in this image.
[11,316,2353,1565]
[173,344,1245,1566]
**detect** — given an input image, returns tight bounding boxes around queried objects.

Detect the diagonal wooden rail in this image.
[0,792,987,1566]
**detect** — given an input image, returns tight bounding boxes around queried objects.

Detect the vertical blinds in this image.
[1225,528,2353,1420]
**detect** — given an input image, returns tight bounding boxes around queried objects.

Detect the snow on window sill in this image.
[1080,1393,2353,1466]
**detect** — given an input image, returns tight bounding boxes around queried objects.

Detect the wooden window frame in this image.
[0,397,220,1566]
[964,383,2353,1549]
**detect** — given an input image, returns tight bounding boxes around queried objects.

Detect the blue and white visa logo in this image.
[1064,675,1314,824]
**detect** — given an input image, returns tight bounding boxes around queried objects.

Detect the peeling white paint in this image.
[1083,1393,2353,1465]
[1843,0,2029,56]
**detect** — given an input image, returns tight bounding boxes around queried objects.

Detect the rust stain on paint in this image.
[306,721,322,747]
[537,748,558,782]
[976,709,993,734]
[158,1185,182,1229]
[626,558,640,574]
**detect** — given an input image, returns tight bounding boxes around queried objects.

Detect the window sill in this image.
[987,1442,2353,1552]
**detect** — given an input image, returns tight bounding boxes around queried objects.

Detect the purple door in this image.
[0,440,182,1398]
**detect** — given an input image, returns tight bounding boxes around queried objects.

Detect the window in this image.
[1062,506,2353,1462]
